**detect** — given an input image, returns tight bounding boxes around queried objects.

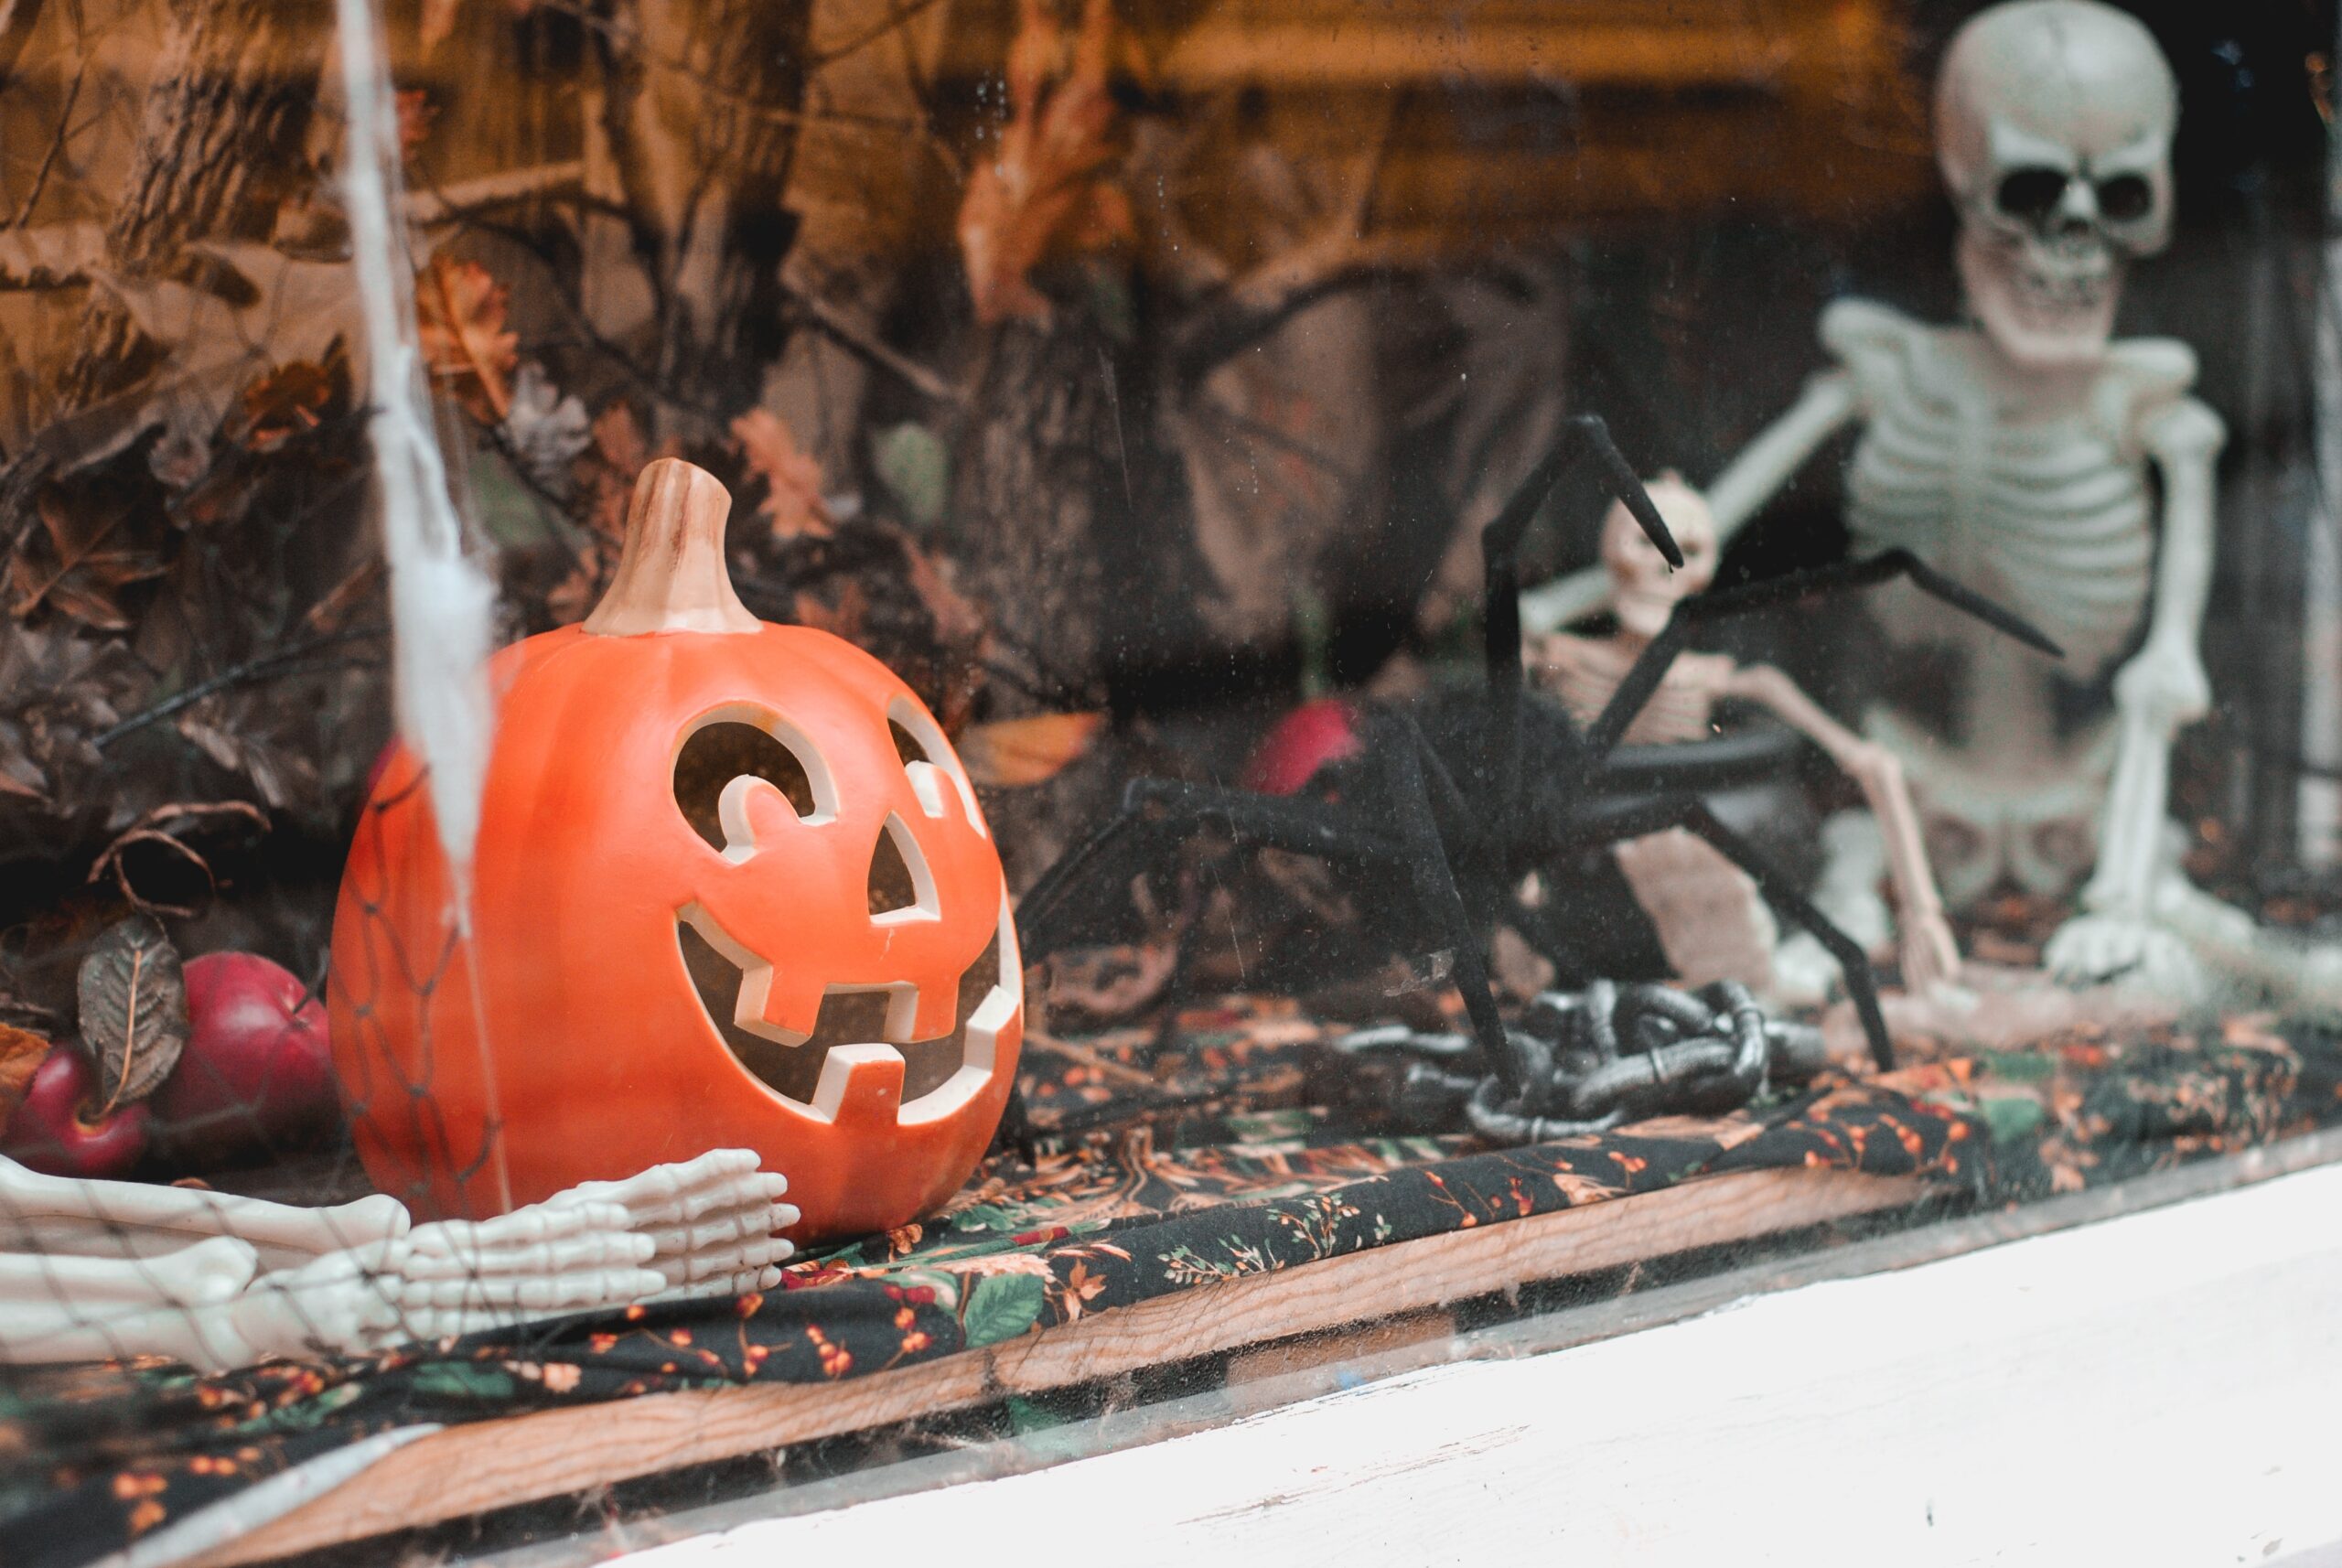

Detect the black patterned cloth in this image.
[3,987,2330,1568]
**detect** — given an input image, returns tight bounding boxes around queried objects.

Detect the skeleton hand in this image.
[221,1153,797,1366]
[2112,639,2210,737]
[2044,908,2211,995]
[1895,907,1961,1000]
[547,1148,798,1299]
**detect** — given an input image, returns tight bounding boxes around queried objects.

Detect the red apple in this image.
[151,952,339,1168]
[3,1046,151,1178]
[1241,696,1363,796]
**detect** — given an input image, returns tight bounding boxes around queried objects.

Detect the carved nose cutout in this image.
[868,814,939,923]
[673,710,835,852]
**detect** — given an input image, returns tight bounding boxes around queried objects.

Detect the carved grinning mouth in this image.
[675,903,1017,1120]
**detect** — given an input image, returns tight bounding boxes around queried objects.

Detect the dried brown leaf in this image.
[898,532,990,652]
[794,581,869,643]
[89,801,269,918]
[304,556,386,632]
[397,89,438,155]
[0,1023,52,1126]
[546,542,603,627]
[577,401,654,545]
[415,253,518,422]
[238,342,352,453]
[10,487,167,629]
[731,409,833,540]
[957,711,1104,786]
[957,0,1131,328]
[76,915,188,1115]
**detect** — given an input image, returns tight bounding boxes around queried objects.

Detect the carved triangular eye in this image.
[889,719,927,767]
[868,824,919,915]
[867,814,939,924]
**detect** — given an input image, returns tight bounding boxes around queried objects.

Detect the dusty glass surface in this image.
[0,1,2336,1560]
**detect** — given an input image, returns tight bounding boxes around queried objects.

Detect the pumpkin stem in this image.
[584,458,761,636]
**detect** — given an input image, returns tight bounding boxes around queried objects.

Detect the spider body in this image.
[1015,417,2058,1125]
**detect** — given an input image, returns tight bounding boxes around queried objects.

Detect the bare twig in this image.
[781,280,962,405]
[4,51,83,229]
[406,161,588,228]
[810,0,951,67]
[1170,231,1445,388]
[1165,94,1424,387]
[535,0,954,154]
[91,629,385,751]
[88,800,269,917]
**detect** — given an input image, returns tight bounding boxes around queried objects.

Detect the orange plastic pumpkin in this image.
[328,459,1020,1241]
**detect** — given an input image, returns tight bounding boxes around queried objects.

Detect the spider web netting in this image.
[0,0,793,1385]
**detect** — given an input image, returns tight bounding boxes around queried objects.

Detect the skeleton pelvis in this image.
[1867,707,2115,907]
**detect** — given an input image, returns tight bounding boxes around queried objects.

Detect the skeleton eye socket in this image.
[2096,173,2153,223]
[1995,166,2069,221]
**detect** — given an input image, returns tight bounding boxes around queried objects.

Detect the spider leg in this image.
[1573,791,1896,1071]
[1140,854,1219,1068]
[1018,779,1387,962]
[1386,720,1523,1099]
[1015,750,1520,1098]
[1480,413,1680,812]
[1582,550,2060,764]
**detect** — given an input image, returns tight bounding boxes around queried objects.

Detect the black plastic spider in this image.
[1010,416,2057,1135]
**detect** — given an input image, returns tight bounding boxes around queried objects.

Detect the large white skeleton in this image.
[1528,0,2341,1007]
[0,1149,797,1370]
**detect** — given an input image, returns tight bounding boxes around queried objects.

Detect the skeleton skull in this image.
[1935,1,2177,368]
[1603,472,1716,640]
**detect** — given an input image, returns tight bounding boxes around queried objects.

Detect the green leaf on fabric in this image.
[1976,1095,2047,1144]
[962,1273,1046,1347]
[942,1202,1026,1235]
[410,1363,517,1402]
[230,1382,362,1434]
[1224,1108,1317,1142]
[872,423,950,532]
[1977,1048,2057,1083]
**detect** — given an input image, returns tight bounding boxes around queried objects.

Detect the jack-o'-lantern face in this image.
[329,461,1022,1241]
[663,693,1017,1124]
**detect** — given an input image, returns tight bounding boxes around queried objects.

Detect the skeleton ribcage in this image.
[1845,383,2153,681]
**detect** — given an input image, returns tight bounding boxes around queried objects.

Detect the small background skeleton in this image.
[1530,477,1961,1003]
[1523,0,2333,1006]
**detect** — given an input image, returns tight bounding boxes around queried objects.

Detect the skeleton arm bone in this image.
[1519,374,1859,637]
[1705,371,1861,540]
[1722,662,1961,995]
[0,1153,796,1369]
[2078,399,2223,917]
[0,1154,410,1270]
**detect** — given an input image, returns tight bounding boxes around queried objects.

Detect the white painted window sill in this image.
[562,1150,2342,1568]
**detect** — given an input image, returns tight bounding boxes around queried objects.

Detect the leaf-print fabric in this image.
[3,993,2326,1568]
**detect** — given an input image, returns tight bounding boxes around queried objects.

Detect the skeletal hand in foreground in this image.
[228,1151,796,1366]
[543,1148,800,1302]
